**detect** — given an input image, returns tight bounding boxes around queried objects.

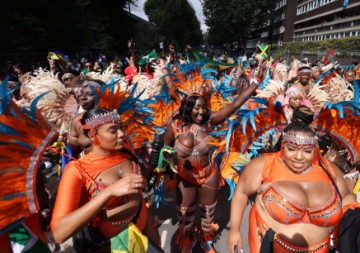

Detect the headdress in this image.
[82,80,102,89]
[22,68,79,136]
[82,110,121,130]
[0,78,58,234]
[256,78,328,120]
[61,72,74,81]
[282,132,318,146]
[148,63,219,130]
[93,82,155,151]
[132,65,167,100]
[171,64,216,100]
[298,65,312,75]
[83,66,119,84]
[211,90,360,199]
[326,75,354,103]
[272,63,289,83]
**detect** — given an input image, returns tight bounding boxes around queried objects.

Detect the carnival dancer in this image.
[68,79,104,157]
[291,65,314,96]
[51,108,162,253]
[227,105,360,253]
[150,61,267,253]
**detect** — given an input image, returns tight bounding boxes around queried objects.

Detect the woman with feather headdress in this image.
[152,62,268,253]
[227,105,360,253]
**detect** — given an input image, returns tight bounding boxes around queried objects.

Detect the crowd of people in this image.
[0,42,360,253]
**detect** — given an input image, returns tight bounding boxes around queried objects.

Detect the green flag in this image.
[138,49,158,65]
[191,50,238,70]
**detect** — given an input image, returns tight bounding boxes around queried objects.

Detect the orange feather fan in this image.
[0,101,57,234]
[313,108,360,162]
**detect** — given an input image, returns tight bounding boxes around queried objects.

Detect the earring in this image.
[93,135,99,146]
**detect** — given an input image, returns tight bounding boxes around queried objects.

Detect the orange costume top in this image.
[249,151,343,253]
[51,151,148,239]
[173,119,215,186]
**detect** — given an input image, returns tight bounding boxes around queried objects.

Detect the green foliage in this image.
[144,0,203,49]
[201,0,275,46]
[273,36,360,53]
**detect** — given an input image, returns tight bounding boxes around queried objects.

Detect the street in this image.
[56,185,251,253]
[150,186,251,253]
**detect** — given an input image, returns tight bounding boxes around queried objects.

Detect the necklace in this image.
[280,159,313,175]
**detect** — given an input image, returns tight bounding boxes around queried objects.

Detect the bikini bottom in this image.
[177,163,215,186]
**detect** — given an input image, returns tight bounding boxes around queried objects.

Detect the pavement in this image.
[53,186,251,253]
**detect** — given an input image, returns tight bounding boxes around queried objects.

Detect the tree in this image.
[144,0,203,50]
[201,0,275,48]
[0,0,136,54]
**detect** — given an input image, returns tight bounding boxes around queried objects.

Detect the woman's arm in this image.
[51,162,146,243]
[67,115,83,157]
[210,82,259,125]
[228,155,265,253]
[68,115,80,146]
[210,62,267,126]
[163,121,175,146]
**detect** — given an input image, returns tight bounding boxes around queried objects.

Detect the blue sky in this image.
[130,0,207,32]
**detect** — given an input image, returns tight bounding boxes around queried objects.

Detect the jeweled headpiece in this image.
[298,66,312,75]
[83,80,101,89]
[282,132,318,146]
[83,110,121,129]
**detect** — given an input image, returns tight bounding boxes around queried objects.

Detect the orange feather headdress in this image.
[93,83,155,151]
[148,63,219,129]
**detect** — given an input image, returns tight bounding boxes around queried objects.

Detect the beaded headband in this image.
[298,67,312,74]
[282,132,318,146]
[62,73,74,81]
[83,110,121,130]
[83,80,101,89]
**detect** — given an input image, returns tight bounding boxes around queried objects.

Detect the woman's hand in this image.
[227,230,243,253]
[47,57,56,73]
[106,174,147,197]
[255,61,268,82]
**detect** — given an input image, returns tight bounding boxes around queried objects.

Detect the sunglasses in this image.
[63,77,73,81]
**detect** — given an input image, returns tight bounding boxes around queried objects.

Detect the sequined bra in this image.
[262,183,342,226]
[261,152,343,227]
[173,119,212,158]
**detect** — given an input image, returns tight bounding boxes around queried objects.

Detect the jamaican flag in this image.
[191,50,238,71]
[111,222,163,253]
[9,223,50,253]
